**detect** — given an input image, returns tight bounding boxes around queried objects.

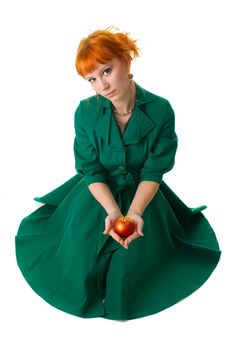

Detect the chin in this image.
[111,94,121,102]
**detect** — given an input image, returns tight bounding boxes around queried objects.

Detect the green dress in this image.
[15,82,221,320]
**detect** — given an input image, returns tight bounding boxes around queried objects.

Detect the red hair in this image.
[75,26,141,77]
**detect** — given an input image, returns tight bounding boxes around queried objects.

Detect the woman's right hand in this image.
[103,210,126,248]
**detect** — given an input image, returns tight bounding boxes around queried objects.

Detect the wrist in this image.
[107,209,122,217]
[127,208,142,217]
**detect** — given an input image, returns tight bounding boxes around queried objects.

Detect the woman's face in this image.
[84,57,131,103]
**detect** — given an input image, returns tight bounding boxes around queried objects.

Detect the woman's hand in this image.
[103,211,144,250]
[122,212,144,249]
[103,210,126,248]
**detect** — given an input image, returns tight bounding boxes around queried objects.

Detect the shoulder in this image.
[135,82,174,113]
[75,95,99,115]
[138,84,175,125]
[74,94,103,129]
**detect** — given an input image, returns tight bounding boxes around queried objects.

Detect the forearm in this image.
[127,181,160,216]
[88,182,121,215]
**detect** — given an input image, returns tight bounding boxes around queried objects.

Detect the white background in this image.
[0,0,232,349]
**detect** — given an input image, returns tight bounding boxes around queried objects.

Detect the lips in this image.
[105,90,116,97]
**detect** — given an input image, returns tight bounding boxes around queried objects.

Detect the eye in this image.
[87,67,112,83]
[88,77,96,84]
[103,68,112,75]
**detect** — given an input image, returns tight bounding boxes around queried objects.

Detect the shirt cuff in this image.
[84,174,108,186]
[139,172,163,184]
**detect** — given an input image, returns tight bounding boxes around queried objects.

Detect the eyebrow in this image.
[85,64,110,80]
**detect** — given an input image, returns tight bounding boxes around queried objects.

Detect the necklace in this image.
[112,80,136,116]
[112,93,135,117]
[112,104,135,117]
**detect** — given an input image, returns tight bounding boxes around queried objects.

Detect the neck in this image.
[112,80,136,113]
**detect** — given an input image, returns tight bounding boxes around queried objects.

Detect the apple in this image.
[113,216,135,237]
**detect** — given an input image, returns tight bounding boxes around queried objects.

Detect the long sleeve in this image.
[139,101,178,184]
[73,101,108,186]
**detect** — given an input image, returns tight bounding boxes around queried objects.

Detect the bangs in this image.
[76,45,116,77]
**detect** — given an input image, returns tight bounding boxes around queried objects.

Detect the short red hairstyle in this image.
[75,26,141,77]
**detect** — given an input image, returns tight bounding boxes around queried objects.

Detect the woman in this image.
[15,27,221,321]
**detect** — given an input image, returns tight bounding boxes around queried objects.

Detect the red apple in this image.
[113,216,135,237]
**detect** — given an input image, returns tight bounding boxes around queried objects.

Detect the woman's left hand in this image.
[122,212,144,249]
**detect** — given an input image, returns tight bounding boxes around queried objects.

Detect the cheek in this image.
[91,83,100,93]
[114,71,128,86]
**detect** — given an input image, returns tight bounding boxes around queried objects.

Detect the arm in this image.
[88,182,121,216]
[128,100,177,216]
[88,182,127,247]
[123,101,178,249]
[74,102,125,246]
[127,180,160,216]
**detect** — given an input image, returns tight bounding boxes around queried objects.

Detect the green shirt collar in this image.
[98,82,158,108]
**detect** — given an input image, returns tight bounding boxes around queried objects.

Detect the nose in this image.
[99,78,110,91]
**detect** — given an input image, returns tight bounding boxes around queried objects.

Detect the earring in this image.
[129,73,134,80]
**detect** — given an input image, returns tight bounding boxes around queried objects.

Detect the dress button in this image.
[118,166,125,170]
